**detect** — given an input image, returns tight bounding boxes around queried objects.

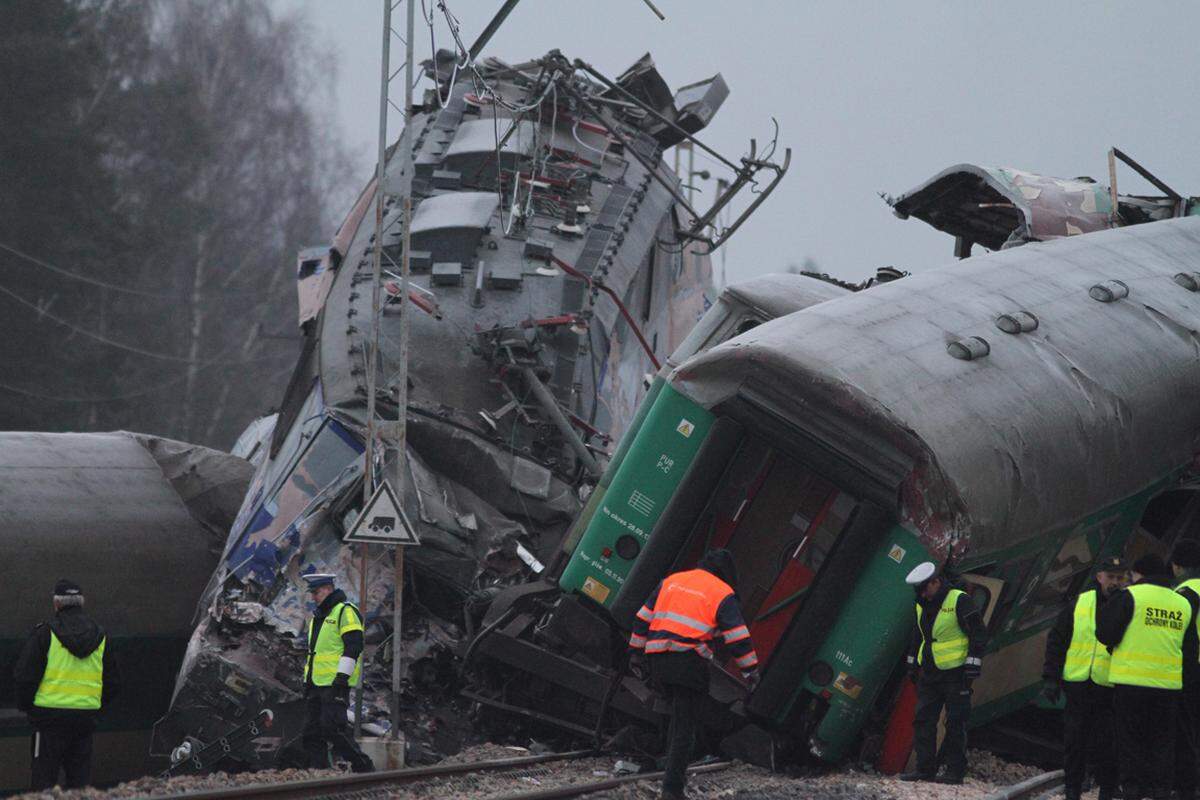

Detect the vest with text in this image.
[916,589,969,670]
[1109,583,1191,690]
[306,602,364,686]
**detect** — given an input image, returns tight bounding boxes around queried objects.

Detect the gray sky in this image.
[285,0,1200,283]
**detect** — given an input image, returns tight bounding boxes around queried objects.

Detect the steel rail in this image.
[142,750,595,800]
[980,769,1065,800]
[487,761,731,799]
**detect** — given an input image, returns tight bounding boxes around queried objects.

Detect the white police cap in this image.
[302,573,337,589]
[905,561,937,586]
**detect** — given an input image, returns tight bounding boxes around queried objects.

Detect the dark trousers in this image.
[1114,684,1178,799]
[30,719,94,790]
[913,670,971,778]
[1176,684,1200,798]
[1062,681,1117,796]
[662,684,703,795]
[302,688,374,773]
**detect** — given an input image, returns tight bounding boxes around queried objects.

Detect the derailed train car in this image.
[467,187,1200,765]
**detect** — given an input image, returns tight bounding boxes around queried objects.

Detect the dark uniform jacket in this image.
[906,581,987,676]
[1043,579,1113,682]
[1096,574,1200,669]
[13,606,121,724]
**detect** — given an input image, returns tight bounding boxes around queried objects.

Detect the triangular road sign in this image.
[345,480,420,546]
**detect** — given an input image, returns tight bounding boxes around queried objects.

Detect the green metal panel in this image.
[800,527,931,760]
[557,378,667,563]
[558,384,714,607]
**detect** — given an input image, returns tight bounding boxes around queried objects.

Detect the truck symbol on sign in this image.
[369,516,395,534]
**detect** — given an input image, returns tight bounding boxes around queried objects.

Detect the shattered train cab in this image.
[470,209,1200,765]
[150,49,792,771]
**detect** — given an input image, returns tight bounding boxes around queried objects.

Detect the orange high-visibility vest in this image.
[645,569,734,657]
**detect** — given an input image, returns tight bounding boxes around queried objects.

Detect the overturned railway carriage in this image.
[473,215,1200,764]
[0,433,251,793]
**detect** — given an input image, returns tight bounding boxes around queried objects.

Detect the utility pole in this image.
[356,0,415,755]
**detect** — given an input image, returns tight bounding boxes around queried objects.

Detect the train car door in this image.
[676,436,862,669]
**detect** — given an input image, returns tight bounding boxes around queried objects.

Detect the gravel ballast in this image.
[9,745,1050,799]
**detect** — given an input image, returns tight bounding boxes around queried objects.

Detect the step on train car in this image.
[465,193,1200,766]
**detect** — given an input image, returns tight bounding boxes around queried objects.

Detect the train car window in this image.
[984,555,1040,634]
[1015,518,1121,633]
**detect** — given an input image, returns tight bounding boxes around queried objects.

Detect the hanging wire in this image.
[0,241,173,299]
[0,362,295,404]
[0,282,286,366]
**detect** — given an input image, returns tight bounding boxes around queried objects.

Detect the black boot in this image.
[898,771,935,782]
[934,773,964,785]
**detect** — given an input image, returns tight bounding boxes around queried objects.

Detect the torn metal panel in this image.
[890,163,1196,251]
[672,216,1200,558]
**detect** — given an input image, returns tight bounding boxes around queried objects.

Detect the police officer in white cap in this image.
[900,561,987,784]
[300,572,374,772]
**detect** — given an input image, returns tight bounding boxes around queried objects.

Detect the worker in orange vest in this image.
[629,549,760,800]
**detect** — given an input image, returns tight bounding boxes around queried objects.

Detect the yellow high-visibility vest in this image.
[33,632,105,710]
[1109,584,1191,690]
[915,589,969,670]
[1063,590,1113,687]
[1176,577,1200,655]
[305,602,363,686]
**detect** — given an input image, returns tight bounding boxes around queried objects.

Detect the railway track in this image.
[141,751,731,800]
[981,769,1065,800]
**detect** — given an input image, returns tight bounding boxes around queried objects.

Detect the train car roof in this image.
[0,431,252,637]
[722,273,850,319]
[672,216,1200,556]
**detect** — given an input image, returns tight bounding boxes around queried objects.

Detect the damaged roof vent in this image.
[1089,279,1130,303]
[1173,272,1200,292]
[947,336,990,361]
[995,311,1039,334]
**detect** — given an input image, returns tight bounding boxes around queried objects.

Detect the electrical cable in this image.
[0,360,295,404]
[0,282,288,366]
[0,241,173,298]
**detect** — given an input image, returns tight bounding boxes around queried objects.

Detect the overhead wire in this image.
[0,240,173,299]
[0,282,289,366]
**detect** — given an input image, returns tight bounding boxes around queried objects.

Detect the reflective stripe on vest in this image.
[1109,583,1191,690]
[34,632,104,710]
[1063,590,1113,687]
[306,602,364,686]
[645,569,733,659]
[915,589,969,670]
[1177,577,1200,658]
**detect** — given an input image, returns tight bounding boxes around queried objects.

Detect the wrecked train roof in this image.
[890,163,1196,251]
[672,216,1200,556]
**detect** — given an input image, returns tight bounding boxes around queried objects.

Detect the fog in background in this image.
[290,0,1200,282]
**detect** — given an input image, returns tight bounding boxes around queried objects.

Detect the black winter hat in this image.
[1132,553,1170,579]
[1172,539,1200,570]
[699,549,740,592]
[54,579,83,596]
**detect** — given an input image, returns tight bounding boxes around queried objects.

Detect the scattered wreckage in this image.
[151,46,789,771]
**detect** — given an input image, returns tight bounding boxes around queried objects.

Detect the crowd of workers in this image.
[15,541,1200,798]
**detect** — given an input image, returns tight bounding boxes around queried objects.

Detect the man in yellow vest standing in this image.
[900,561,987,785]
[1041,556,1127,800]
[12,580,120,790]
[1098,554,1195,800]
[300,573,374,773]
[1171,541,1200,800]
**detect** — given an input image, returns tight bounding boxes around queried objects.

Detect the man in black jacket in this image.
[13,580,121,790]
[1098,553,1196,800]
[1171,540,1200,800]
[900,562,987,785]
[1042,556,1127,800]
